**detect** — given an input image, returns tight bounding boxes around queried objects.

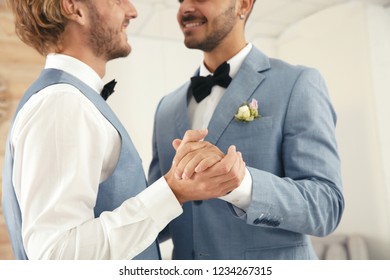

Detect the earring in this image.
[240,14,245,20]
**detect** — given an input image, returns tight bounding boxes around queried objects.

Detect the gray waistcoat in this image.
[2,69,159,259]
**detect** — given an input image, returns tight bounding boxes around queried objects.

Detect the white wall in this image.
[368,5,390,230]
[277,2,390,259]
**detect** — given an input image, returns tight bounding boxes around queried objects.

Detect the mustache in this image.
[181,14,206,22]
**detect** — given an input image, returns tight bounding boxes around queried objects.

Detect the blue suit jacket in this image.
[148,47,344,259]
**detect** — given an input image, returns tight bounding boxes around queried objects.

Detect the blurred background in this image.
[1,0,389,259]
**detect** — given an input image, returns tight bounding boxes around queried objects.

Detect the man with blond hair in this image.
[2,0,246,260]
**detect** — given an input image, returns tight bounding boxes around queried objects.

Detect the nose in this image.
[124,0,138,19]
[178,0,196,15]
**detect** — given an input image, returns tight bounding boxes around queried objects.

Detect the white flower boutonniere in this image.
[234,98,261,122]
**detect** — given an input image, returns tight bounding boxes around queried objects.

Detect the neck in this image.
[59,26,107,78]
[61,49,106,78]
[203,32,247,73]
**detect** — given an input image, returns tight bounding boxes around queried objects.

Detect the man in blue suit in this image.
[148,0,345,259]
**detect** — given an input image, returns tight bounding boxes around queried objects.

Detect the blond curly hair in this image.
[6,0,85,55]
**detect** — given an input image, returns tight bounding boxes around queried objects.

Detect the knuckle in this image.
[219,164,230,174]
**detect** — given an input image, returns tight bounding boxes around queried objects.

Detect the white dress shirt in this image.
[10,54,182,259]
[188,44,254,211]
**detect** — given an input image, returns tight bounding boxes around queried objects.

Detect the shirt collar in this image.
[44,53,104,94]
[199,43,253,77]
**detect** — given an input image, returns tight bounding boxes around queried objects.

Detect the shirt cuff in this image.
[218,167,253,210]
[137,177,183,229]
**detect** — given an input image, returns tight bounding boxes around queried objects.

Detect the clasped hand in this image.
[164,129,246,205]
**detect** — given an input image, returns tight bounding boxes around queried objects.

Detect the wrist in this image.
[164,171,186,205]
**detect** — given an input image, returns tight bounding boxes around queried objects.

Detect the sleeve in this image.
[244,68,344,237]
[148,98,172,243]
[12,89,182,259]
[218,167,253,211]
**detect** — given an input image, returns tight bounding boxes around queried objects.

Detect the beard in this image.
[87,5,131,61]
[183,4,237,52]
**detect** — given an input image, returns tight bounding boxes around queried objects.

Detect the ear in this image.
[238,0,255,19]
[61,0,88,25]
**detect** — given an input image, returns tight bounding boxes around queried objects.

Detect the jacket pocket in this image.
[244,244,311,260]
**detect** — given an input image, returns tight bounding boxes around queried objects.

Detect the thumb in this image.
[172,139,182,151]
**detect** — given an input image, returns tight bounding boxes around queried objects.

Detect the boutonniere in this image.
[234,98,261,122]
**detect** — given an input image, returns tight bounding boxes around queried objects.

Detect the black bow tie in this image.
[190,61,232,103]
[101,79,117,100]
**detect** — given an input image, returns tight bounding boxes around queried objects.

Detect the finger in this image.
[211,153,246,195]
[226,152,246,192]
[175,147,208,179]
[203,145,237,177]
[183,153,223,178]
[222,145,237,167]
[171,139,182,167]
[181,129,208,146]
[174,152,194,179]
[218,177,241,196]
[173,141,209,171]
[172,139,182,151]
[172,129,208,167]
[176,144,222,179]
[177,142,224,178]
[231,152,246,183]
[194,155,223,173]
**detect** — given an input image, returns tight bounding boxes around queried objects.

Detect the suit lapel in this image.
[205,47,271,144]
[174,81,192,138]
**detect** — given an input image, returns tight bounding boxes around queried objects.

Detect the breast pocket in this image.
[222,116,273,142]
[219,116,277,167]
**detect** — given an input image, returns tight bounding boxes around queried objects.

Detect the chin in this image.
[107,47,131,61]
[184,38,200,49]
